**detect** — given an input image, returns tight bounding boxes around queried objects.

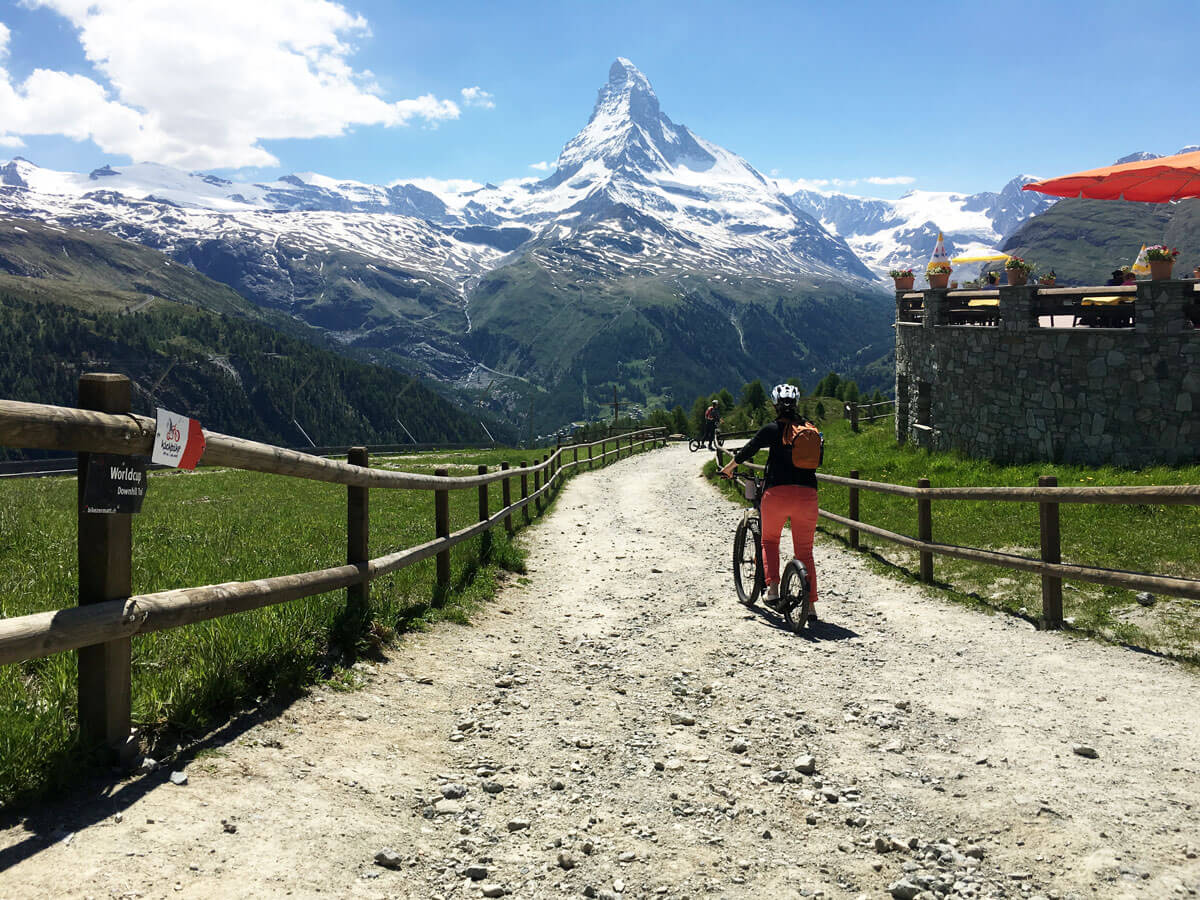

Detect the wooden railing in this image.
[715,447,1200,625]
[845,399,893,431]
[0,374,667,756]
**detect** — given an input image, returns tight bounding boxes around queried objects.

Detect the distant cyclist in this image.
[719,383,819,620]
[704,399,721,449]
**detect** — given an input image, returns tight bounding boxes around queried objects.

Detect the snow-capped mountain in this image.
[0,59,875,288]
[0,58,895,426]
[787,175,1057,280]
[1113,146,1199,165]
[432,58,874,281]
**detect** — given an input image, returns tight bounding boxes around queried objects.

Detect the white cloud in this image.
[460,86,494,109]
[0,1,464,169]
[773,177,830,193]
[0,134,23,147]
[391,176,484,195]
[0,22,9,59]
[529,160,551,171]
[775,174,918,195]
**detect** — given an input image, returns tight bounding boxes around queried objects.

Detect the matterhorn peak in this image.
[600,58,659,122]
[553,58,713,178]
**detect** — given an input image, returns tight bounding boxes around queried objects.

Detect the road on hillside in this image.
[2,444,1198,899]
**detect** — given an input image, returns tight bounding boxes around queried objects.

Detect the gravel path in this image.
[3,444,1198,900]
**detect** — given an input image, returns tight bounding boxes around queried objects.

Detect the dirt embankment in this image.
[2,445,1198,900]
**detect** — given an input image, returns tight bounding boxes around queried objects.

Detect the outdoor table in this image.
[1077,295,1134,327]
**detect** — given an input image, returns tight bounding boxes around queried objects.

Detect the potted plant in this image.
[926,262,952,289]
[889,268,915,291]
[1145,245,1180,280]
[1004,256,1034,286]
[1038,269,1057,287]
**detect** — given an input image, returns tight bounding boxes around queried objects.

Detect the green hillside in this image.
[1002,197,1200,284]
[465,257,895,428]
[0,215,283,320]
[0,217,516,449]
[0,292,513,455]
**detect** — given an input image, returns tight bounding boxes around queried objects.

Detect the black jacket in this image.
[733,419,819,491]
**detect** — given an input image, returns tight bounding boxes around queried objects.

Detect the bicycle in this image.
[689,430,725,453]
[730,469,765,605]
[726,466,812,634]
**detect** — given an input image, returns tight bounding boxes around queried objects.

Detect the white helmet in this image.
[771,383,800,403]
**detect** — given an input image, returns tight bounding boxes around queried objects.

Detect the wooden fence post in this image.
[77,373,134,760]
[601,440,607,465]
[521,468,530,525]
[917,477,933,583]
[848,469,860,551]
[501,462,513,536]
[435,467,450,594]
[588,443,593,470]
[1039,474,1063,629]
[850,402,859,433]
[347,447,369,617]
[477,464,490,560]
[533,460,542,514]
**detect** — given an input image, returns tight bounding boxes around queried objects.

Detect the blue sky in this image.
[0,0,1196,200]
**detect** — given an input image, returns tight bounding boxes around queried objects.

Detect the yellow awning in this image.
[950,254,1011,263]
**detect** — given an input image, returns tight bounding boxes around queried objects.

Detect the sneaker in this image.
[765,583,779,605]
[807,609,819,625]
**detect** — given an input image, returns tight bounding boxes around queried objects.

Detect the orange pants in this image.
[760,485,819,606]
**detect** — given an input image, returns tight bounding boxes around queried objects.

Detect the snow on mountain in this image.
[0,60,877,288]
[423,58,875,282]
[1115,146,1199,163]
[1115,151,1162,165]
[787,175,1057,281]
[0,58,899,422]
[0,157,506,288]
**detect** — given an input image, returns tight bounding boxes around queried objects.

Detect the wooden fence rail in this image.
[715,447,1200,624]
[845,399,895,432]
[0,374,667,757]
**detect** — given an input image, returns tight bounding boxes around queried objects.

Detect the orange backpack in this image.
[782,421,824,470]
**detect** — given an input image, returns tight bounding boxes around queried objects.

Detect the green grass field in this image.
[709,416,1200,661]
[0,443,630,807]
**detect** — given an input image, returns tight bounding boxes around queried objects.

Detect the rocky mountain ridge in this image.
[787,176,1057,279]
[0,59,896,426]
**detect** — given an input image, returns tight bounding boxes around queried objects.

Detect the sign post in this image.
[77,374,135,761]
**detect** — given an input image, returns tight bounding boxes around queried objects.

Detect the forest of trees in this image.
[599,373,889,440]
[0,293,514,459]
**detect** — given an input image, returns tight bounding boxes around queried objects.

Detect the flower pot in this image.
[1006,270,1028,286]
[1150,260,1175,280]
[1039,278,1056,287]
[893,276,914,291]
[928,273,950,289]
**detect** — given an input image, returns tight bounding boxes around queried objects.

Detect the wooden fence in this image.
[716,447,1200,625]
[0,374,667,757]
[845,398,894,432]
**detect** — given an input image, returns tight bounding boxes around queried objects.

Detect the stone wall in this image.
[894,281,1200,465]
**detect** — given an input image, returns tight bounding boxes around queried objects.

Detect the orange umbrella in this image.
[1022,150,1200,202]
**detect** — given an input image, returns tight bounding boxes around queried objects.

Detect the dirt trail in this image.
[2,444,1198,900]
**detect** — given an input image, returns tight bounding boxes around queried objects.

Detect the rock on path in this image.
[2,444,1198,899]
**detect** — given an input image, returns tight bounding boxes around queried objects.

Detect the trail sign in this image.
[83,454,147,514]
[152,408,206,469]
